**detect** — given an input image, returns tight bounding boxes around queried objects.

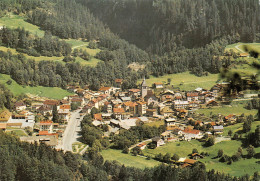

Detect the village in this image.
[0,77,257,163]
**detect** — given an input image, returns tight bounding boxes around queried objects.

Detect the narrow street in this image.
[62,109,84,152]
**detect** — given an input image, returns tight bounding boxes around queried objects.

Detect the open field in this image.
[143,139,260,176]
[223,121,260,136]
[0,74,73,99]
[138,72,219,91]
[225,42,260,57]
[145,120,164,127]
[0,14,45,37]
[6,129,27,136]
[196,101,257,116]
[101,149,161,169]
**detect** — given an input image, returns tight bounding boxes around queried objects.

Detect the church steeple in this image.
[141,77,148,98]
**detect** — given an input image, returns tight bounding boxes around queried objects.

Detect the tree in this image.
[233,133,239,140]
[217,149,223,158]
[254,126,260,147]
[205,137,215,147]
[243,120,251,133]
[171,154,179,162]
[228,130,233,137]
[192,148,199,154]
[163,153,171,163]
[71,102,80,111]
[247,145,255,158]
[122,146,129,154]
[52,105,59,123]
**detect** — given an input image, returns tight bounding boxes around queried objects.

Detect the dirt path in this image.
[235,44,245,53]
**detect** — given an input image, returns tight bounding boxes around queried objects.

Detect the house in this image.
[128,89,140,97]
[115,79,123,87]
[0,110,12,123]
[165,118,176,127]
[152,137,165,147]
[182,128,203,141]
[160,90,175,102]
[173,101,189,110]
[94,113,103,121]
[161,106,174,117]
[137,143,147,150]
[240,53,249,57]
[113,108,128,120]
[206,100,219,107]
[224,114,237,124]
[205,94,215,104]
[146,109,157,117]
[38,105,52,116]
[58,108,70,123]
[153,82,163,89]
[39,121,54,133]
[161,130,174,140]
[186,92,199,102]
[71,98,84,106]
[213,125,224,134]
[137,101,147,116]
[0,123,7,130]
[43,100,60,108]
[15,101,26,111]
[123,101,137,116]
[99,87,113,95]
[180,158,198,168]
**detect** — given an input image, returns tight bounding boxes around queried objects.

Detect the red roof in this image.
[40,121,53,125]
[113,108,125,113]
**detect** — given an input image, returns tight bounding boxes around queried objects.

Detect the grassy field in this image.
[6,129,27,136]
[196,101,257,116]
[145,120,164,127]
[0,13,45,37]
[223,121,260,136]
[138,72,219,91]
[0,74,73,99]
[101,149,161,169]
[143,139,260,176]
[225,42,260,57]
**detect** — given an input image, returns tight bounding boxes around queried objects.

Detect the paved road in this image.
[62,109,84,151]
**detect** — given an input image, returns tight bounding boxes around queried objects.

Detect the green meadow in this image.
[0,74,73,99]
[138,72,219,91]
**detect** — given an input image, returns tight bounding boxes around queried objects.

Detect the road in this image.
[62,109,84,152]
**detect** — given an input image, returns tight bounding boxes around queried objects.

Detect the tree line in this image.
[0,27,71,57]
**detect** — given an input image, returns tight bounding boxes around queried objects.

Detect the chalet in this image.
[182,128,202,141]
[144,90,158,105]
[211,85,222,98]
[94,113,103,121]
[38,105,52,116]
[99,87,113,95]
[213,125,224,134]
[123,101,137,116]
[15,101,26,111]
[0,110,12,123]
[186,92,199,102]
[224,114,237,124]
[104,102,113,113]
[206,100,219,107]
[136,143,147,150]
[113,108,128,120]
[43,100,60,108]
[240,53,249,57]
[0,123,7,130]
[160,106,174,117]
[190,153,204,160]
[189,101,200,110]
[31,103,44,111]
[165,118,176,127]
[128,89,140,97]
[58,108,70,122]
[39,121,55,133]
[205,94,215,104]
[137,101,147,116]
[180,158,198,168]
[153,82,163,89]
[173,101,189,110]
[160,90,174,102]
[152,137,165,147]
[115,79,123,87]
[161,130,174,140]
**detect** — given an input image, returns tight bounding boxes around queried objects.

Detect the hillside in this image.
[0,74,72,99]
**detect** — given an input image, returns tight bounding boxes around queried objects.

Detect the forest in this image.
[0,131,259,181]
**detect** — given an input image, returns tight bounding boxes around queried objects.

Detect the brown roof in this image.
[71,98,82,102]
[184,159,197,164]
[129,89,140,93]
[137,101,146,105]
[99,87,111,91]
[44,100,60,106]
[154,82,163,85]
[115,79,123,83]
[113,108,125,113]
[59,105,71,110]
[15,101,26,107]
[124,101,137,107]
[0,123,7,129]
[40,121,53,125]
[187,92,198,97]
[94,113,102,121]
[0,110,12,122]
[240,53,249,57]
[183,128,200,134]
